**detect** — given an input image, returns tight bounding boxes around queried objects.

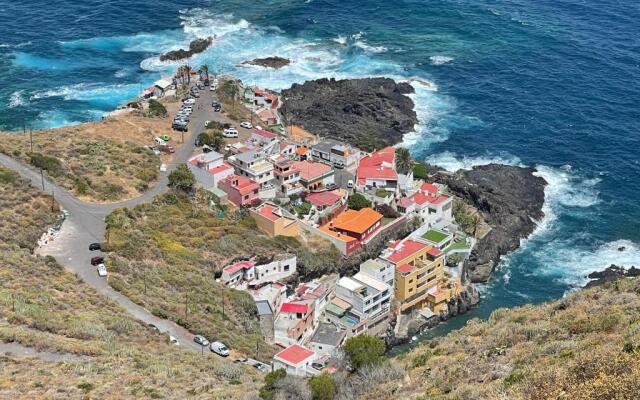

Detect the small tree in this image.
[348,193,371,211]
[376,203,400,219]
[342,335,385,370]
[147,99,168,117]
[413,162,429,180]
[259,369,287,400]
[395,147,412,174]
[168,164,195,192]
[308,373,335,400]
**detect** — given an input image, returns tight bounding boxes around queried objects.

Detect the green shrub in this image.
[343,335,385,370]
[413,162,429,180]
[259,369,287,400]
[29,153,62,176]
[348,193,371,211]
[147,99,168,117]
[168,164,195,192]
[308,373,335,400]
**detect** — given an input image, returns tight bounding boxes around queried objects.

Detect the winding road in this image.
[0,83,255,355]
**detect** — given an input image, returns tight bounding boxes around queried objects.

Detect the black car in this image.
[89,242,101,251]
[324,183,338,191]
[211,101,220,107]
[213,105,221,112]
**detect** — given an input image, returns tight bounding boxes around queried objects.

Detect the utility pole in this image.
[144,269,147,296]
[255,338,259,360]
[11,293,15,312]
[51,190,55,211]
[221,295,225,319]
[29,127,33,153]
[185,291,189,319]
[40,168,44,191]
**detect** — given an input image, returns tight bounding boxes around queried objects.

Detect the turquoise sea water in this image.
[1,0,639,340]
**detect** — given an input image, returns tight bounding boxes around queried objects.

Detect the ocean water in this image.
[1,0,639,338]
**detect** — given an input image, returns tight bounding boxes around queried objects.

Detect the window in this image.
[284,265,290,271]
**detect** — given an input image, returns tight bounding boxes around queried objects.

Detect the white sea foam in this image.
[8,90,26,108]
[332,35,347,45]
[353,40,388,54]
[430,55,454,65]
[424,151,523,171]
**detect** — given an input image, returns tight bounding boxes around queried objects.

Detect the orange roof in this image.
[397,264,414,274]
[319,224,358,243]
[386,239,428,263]
[256,203,281,222]
[331,208,382,235]
[275,344,315,365]
[296,146,310,156]
[293,161,332,181]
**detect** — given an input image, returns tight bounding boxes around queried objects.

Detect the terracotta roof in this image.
[359,147,395,168]
[293,161,332,181]
[420,182,438,194]
[357,147,397,182]
[306,191,342,207]
[331,208,383,235]
[275,344,315,365]
[253,129,276,139]
[427,247,443,257]
[386,240,427,263]
[256,203,282,222]
[280,302,308,314]
[318,225,359,243]
[413,193,449,206]
[222,174,259,195]
[208,163,233,175]
[397,264,414,274]
[223,260,256,276]
[296,146,310,156]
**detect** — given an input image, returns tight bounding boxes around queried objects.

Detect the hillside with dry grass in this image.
[103,190,341,361]
[0,166,262,399]
[0,110,179,202]
[361,278,640,400]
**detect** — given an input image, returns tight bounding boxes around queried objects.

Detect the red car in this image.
[91,256,104,266]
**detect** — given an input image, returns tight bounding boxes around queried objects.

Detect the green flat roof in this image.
[421,229,449,243]
[326,303,346,317]
[444,240,470,253]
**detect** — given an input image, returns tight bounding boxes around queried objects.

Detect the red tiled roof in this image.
[254,129,276,139]
[386,240,427,263]
[420,182,438,194]
[256,203,281,222]
[208,163,233,175]
[223,174,259,195]
[357,166,398,181]
[427,247,443,257]
[357,147,397,182]
[223,260,256,275]
[397,264,414,274]
[306,191,342,207]
[281,302,309,314]
[275,344,315,365]
[293,161,332,181]
[359,147,395,168]
[413,193,449,206]
[397,196,416,208]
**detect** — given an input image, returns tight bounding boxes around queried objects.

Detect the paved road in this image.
[0,84,242,354]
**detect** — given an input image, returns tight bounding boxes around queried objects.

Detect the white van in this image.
[210,341,229,357]
[154,137,166,146]
[223,128,238,138]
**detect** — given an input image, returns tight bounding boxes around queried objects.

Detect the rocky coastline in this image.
[241,56,290,69]
[159,37,213,61]
[281,77,418,150]
[584,264,640,288]
[432,164,547,283]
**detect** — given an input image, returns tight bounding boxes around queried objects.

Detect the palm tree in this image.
[395,147,412,174]
[200,64,209,82]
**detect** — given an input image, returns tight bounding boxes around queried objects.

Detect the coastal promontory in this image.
[281,77,418,150]
[159,37,213,62]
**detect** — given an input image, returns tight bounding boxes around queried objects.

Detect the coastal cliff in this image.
[433,164,547,282]
[281,77,418,150]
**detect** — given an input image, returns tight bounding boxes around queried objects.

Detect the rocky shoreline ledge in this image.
[159,37,213,62]
[241,56,290,69]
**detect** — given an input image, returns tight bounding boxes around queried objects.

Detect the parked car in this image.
[160,134,171,142]
[148,323,160,332]
[91,256,104,266]
[172,123,188,132]
[184,98,196,105]
[223,128,238,138]
[96,263,107,277]
[233,357,248,364]
[214,105,221,112]
[89,243,101,251]
[333,161,345,169]
[311,362,325,371]
[240,121,253,129]
[191,91,200,98]
[224,144,231,152]
[159,145,175,154]
[210,341,229,356]
[169,336,180,346]
[253,363,270,373]
[324,183,338,191]
[211,101,220,107]
[194,335,210,347]
[154,137,166,146]
[209,85,216,91]
[347,179,354,189]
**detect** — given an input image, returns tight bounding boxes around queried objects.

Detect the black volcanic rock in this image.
[160,37,213,62]
[434,164,547,283]
[281,77,418,149]
[242,56,290,69]
[584,265,640,288]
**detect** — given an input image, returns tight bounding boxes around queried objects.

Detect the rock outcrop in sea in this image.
[281,77,418,149]
[241,56,290,69]
[432,164,547,282]
[159,37,213,62]
[584,264,640,288]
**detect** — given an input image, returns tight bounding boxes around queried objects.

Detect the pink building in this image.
[218,174,260,207]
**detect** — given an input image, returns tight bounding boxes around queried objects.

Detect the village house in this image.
[278,141,297,158]
[292,160,335,190]
[229,151,275,189]
[187,151,234,189]
[221,255,297,287]
[314,207,383,256]
[251,202,300,237]
[218,174,260,207]
[293,281,330,326]
[152,77,174,97]
[311,139,361,168]
[274,301,316,347]
[250,282,287,316]
[251,129,277,146]
[258,108,279,126]
[397,181,453,228]
[274,160,304,197]
[356,147,398,192]
[359,258,395,288]
[273,344,317,377]
[309,323,347,358]
[256,300,275,343]
[380,238,455,314]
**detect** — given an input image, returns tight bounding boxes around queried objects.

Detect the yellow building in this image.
[380,239,453,313]
[251,203,300,237]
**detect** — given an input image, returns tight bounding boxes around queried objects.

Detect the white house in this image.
[333,272,392,334]
[359,258,395,288]
[220,260,256,286]
[311,139,361,167]
[253,254,297,286]
[309,323,347,358]
[272,344,317,377]
[188,152,234,189]
[251,129,277,146]
[229,151,275,189]
[153,77,174,97]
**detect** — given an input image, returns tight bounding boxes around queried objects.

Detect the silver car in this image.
[194,335,210,347]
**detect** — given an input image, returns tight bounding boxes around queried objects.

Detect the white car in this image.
[184,98,196,105]
[194,335,210,347]
[210,341,229,357]
[209,85,215,91]
[240,121,253,129]
[347,179,354,189]
[97,263,107,277]
[169,336,180,346]
[223,128,238,138]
